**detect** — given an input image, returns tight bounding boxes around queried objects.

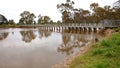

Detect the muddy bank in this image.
[51,46,89,68]
[98,28,116,37]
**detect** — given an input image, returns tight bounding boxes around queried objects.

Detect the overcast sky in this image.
[0,0,117,22]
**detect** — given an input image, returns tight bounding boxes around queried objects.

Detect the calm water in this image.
[0,28,104,68]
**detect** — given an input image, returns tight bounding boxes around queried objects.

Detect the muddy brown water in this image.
[0,28,104,68]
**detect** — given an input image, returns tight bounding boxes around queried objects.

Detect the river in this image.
[0,28,104,68]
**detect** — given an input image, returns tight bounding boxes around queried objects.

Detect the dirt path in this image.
[51,45,89,68]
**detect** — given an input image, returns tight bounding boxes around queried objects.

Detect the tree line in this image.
[57,0,120,23]
[19,11,54,25]
[0,0,120,25]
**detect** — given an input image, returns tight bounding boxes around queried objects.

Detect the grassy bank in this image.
[69,30,120,68]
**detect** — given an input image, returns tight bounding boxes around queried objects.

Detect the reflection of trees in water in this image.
[38,30,51,39]
[58,33,94,55]
[58,33,73,55]
[20,30,36,43]
[0,32,9,40]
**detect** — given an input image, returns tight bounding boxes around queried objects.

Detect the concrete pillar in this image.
[91,28,94,32]
[96,28,99,32]
[86,27,89,31]
[82,27,84,32]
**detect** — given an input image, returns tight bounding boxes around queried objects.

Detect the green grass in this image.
[69,31,120,68]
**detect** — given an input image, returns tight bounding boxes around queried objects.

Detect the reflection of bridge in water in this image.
[21,20,120,32]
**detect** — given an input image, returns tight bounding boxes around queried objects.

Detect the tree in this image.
[8,19,15,25]
[44,16,51,23]
[50,20,53,24]
[94,7,106,20]
[38,14,43,24]
[90,3,100,23]
[57,20,61,24]
[57,0,74,23]
[104,5,114,19]
[19,11,36,24]
[57,0,74,13]
[114,8,120,19]
[38,15,51,24]
[113,0,120,8]
[0,14,8,24]
[73,8,84,23]
[28,13,36,24]
[19,18,24,24]
[90,3,99,10]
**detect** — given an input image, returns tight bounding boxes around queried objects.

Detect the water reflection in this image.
[20,30,36,43]
[0,28,105,68]
[57,32,95,55]
[0,32,9,41]
[38,30,51,39]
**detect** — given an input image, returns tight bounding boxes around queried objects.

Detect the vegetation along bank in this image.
[69,28,120,68]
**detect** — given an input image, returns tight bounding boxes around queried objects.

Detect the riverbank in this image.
[52,45,89,68]
[69,29,120,68]
[0,24,38,28]
[0,24,20,28]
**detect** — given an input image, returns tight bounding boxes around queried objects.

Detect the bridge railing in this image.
[38,23,103,27]
[102,20,120,27]
[61,23,104,28]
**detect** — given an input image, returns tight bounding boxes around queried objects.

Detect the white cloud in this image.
[0,0,116,23]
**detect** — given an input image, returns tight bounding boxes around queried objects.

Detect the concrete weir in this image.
[20,20,120,32]
[38,26,103,32]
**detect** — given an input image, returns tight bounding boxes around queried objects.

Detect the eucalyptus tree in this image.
[94,7,106,20]
[57,20,61,24]
[73,8,82,23]
[113,0,120,8]
[19,11,36,24]
[57,0,74,23]
[73,8,91,23]
[90,3,100,22]
[90,3,99,10]
[81,10,90,23]
[38,15,51,24]
[0,14,8,24]
[104,5,114,19]
[8,19,15,25]
[114,8,120,20]
[50,20,53,24]
[29,13,36,24]
[38,14,43,24]
[90,3,99,17]
[44,16,51,24]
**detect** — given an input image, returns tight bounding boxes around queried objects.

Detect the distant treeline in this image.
[0,0,120,25]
